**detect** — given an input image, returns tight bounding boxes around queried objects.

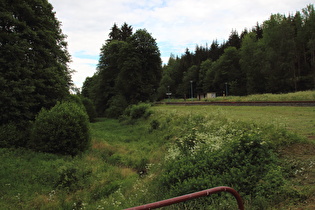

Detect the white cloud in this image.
[70,57,98,87]
[49,0,312,88]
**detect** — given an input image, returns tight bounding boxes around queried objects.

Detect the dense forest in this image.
[157,4,315,99]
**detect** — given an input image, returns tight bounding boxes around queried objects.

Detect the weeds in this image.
[0,104,312,209]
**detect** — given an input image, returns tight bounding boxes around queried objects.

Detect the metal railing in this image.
[124,186,244,210]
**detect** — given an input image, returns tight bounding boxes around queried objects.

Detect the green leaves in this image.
[160,4,315,98]
[0,0,71,125]
[84,24,161,117]
[30,102,91,156]
[156,113,298,207]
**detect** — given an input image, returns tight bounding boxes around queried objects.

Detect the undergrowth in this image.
[0,105,308,209]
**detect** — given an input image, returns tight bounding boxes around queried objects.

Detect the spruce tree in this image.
[0,0,71,125]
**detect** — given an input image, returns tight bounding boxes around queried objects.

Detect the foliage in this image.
[29,102,90,156]
[82,24,161,117]
[55,161,92,192]
[123,103,152,120]
[0,104,312,209]
[105,94,129,118]
[159,4,315,99]
[80,96,97,122]
[0,0,71,125]
[152,113,302,208]
[64,94,97,122]
[0,121,32,148]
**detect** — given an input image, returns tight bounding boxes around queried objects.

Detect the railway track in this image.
[157,101,315,106]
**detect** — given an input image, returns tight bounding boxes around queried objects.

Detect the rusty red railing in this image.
[124,186,244,210]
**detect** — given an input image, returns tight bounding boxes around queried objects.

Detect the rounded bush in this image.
[30,102,91,155]
[124,103,152,119]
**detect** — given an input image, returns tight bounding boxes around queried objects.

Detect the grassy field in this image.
[153,105,315,142]
[0,104,314,209]
[163,90,315,102]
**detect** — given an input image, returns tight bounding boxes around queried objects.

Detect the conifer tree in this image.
[0,0,71,125]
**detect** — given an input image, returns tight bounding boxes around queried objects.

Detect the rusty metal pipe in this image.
[124,186,244,210]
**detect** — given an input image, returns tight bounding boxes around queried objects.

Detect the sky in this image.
[49,0,312,88]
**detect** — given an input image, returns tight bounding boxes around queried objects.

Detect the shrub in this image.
[154,114,296,208]
[0,121,32,148]
[80,96,97,122]
[65,95,97,122]
[124,103,152,119]
[149,119,160,131]
[55,162,92,192]
[65,94,84,106]
[105,95,129,118]
[30,102,91,156]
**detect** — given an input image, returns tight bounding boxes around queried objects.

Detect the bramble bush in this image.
[29,102,91,156]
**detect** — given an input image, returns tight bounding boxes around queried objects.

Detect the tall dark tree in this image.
[240,32,266,94]
[252,22,263,40]
[201,59,214,92]
[107,23,121,41]
[83,25,161,117]
[262,14,296,93]
[107,22,133,42]
[227,30,242,49]
[209,40,222,61]
[116,29,162,103]
[302,4,315,89]
[213,47,245,95]
[96,40,127,114]
[120,23,133,41]
[0,0,71,125]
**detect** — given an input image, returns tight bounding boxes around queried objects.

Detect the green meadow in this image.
[1,103,314,209]
[164,90,315,103]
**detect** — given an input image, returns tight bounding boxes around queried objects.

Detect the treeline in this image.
[157,4,315,98]
[81,23,162,117]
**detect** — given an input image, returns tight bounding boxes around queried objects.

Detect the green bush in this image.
[55,162,92,192]
[124,103,152,119]
[154,114,296,208]
[65,95,97,122]
[158,133,285,207]
[65,94,84,106]
[105,95,129,118]
[0,121,32,148]
[149,119,160,132]
[30,102,91,156]
[81,96,97,122]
